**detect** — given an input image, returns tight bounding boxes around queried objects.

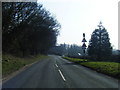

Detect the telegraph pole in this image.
[82,33,87,56]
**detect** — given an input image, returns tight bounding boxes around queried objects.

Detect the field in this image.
[2,54,48,77]
[63,57,120,79]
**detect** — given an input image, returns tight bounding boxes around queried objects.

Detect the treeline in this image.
[2,2,61,57]
[48,44,84,57]
[49,22,120,62]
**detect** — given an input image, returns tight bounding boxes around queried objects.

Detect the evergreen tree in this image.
[88,22,112,60]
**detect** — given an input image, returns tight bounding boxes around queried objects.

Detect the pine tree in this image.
[88,22,112,61]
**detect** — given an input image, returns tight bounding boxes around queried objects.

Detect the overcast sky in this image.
[37,0,119,49]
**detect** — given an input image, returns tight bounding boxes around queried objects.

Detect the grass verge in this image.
[2,54,48,77]
[80,62,120,79]
[62,57,88,62]
[63,57,120,79]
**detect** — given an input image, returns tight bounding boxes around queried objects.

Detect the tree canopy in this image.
[87,22,112,60]
[2,2,61,56]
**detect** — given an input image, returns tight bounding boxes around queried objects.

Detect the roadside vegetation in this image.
[2,2,60,78]
[3,2,60,56]
[63,57,120,79]
[63,57,88,62]
[2,54,48,77]
[80,62,119,79]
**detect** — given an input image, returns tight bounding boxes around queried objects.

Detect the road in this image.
[2,55,119,88]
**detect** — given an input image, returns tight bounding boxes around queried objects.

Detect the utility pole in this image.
[82,33,87,56]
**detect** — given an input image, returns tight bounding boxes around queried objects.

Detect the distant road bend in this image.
[3,55,119,88]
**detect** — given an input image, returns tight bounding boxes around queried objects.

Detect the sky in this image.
[37,0,119,49]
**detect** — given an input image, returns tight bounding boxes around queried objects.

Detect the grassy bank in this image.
[2,54,48,77]
[80,62,120,79]
[63,57,88,62]
[63,57,120,79]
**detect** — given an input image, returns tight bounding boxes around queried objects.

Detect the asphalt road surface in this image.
[2,55,119,88]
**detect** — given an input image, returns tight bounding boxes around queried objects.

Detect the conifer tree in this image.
[88,22,112,60]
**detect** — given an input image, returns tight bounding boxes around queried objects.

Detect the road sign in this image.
[82,33,87,55]
[82,43,87,49]
[83,33,85,37]
[82,38,87,42]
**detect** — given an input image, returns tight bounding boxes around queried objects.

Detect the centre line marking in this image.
[55,64,58,67]
[58,69,66,81]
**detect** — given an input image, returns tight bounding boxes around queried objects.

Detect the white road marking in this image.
[58,69,66,81]
[55,64,58,67]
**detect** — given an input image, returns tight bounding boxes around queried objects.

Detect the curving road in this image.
[2,55,119,88]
